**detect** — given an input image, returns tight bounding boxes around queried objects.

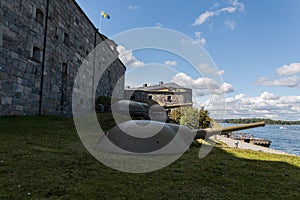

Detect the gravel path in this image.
[215,135,296,156]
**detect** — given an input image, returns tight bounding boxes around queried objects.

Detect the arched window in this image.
[32,46,41,62]
[35,8,44,25]
[63,33,69,46]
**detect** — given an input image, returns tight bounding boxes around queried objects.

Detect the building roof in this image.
[127,82,191,92]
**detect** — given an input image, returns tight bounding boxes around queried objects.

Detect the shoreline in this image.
[214,135,298,157]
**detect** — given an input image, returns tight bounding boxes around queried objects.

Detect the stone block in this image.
[10,110,20,115]
[24,86,32,93]
[17,77,22,84]
[15,85,23,92]
[25,65,33,74]
[15,105,24,111]
[0,54,5,65]
[52,85,59,93]
[18,62,26,73]
[15,92,22,98]
[1,97,12,104]
[11,51,19,59]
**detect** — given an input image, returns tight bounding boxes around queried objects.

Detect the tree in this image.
[198,107,211,128]
[179,107,199,129]
[170,107,212,129]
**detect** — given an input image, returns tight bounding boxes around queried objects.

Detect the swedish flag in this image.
[101,11,110,19]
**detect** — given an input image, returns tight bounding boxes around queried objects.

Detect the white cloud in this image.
[235,93,246,100]
[255,62,300,88]
[214,92,300,120]
[231,0,245,11]
[193,0,244,26]
[192,32,206,46]
[128,5,138,10]
[155,22,163,28]
[260,91,279,100]
[224,19,236,30]
[171,72,233,95]
[117,45,144,68]
[276,63,300,76]
[193,11,215,26]
[164,60,177,67]
[256,76,300,88]
[198,63,224,76]
[213,2,221,8]
[219,82,234,94]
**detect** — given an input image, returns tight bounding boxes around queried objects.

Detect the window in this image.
[74,17,79,26]
[62,63,68,81]
[167,96,172,102]
[52,26,59,39]
[63,33,69,46]
[148,95,152,100]
[32,46,41,62]
[35,8,44,25]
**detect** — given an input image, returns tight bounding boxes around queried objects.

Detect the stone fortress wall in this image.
[0,0,126,116]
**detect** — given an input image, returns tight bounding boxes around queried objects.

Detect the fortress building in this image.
[0,0,126,116]
[125,82,193,107]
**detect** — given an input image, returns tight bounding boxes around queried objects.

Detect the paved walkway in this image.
[214,135,296,156]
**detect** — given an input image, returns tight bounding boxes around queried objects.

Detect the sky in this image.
[75,0,300,121]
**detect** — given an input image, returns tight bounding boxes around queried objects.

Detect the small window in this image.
[62,63,68,80]
[167,96,172,102]
[63,33,69,46]
[148,95,152,100]
[53,26,59,39]
[35,8,44,25]
[74,17,79,26]
[32,46,41,62]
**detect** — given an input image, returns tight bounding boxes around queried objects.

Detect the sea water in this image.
[223,124,300,156]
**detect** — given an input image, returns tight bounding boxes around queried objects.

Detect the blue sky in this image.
[75,0,300,120]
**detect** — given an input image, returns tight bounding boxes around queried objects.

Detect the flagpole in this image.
[99,10,102,33]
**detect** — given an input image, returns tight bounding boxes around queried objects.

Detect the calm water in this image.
[223,124,300,156]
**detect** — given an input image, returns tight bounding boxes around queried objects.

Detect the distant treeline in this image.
[216,118,300,125]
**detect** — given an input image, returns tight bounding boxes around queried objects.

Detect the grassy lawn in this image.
[0,114,299,199]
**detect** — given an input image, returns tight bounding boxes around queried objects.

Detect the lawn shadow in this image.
[0,116,299,199]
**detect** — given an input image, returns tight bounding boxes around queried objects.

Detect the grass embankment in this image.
[0,114,299,199]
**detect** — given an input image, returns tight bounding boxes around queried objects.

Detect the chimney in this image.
[143,84,147,87]
[159,81,164,85]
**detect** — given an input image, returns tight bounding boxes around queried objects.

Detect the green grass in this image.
[0,114,299,199]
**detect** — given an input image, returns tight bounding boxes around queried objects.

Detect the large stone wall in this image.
[0,0,126,116]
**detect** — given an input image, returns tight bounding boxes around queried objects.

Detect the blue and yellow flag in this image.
[101,11,110,19]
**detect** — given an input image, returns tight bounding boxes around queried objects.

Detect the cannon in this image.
[94,100,265,154]
[111,100,192,122]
